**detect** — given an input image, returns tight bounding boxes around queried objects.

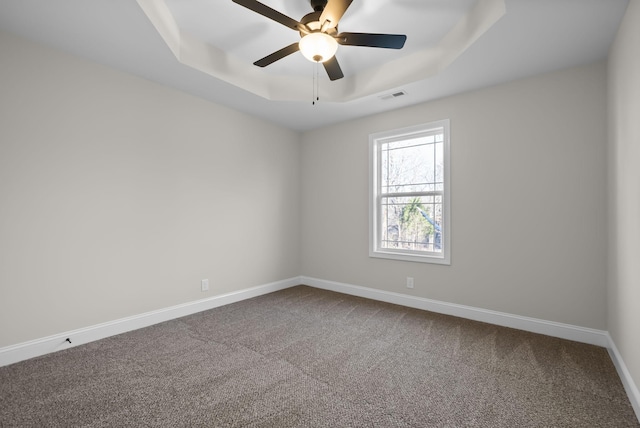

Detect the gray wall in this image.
[0,32,301,347]
[301,62,608,330]
[608,0,640,403]
[0,28,619,350]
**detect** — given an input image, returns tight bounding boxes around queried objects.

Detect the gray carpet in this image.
[1,285,638,427]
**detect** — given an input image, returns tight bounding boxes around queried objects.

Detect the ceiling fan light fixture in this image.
[299,32,338,63]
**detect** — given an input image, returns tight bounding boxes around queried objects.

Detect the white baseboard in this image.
[301,276,610,347]
[606,334,640,421]
[0,277,301,368]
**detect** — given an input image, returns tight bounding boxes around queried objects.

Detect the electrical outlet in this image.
[201,279,209,292]
[406,277,414,289]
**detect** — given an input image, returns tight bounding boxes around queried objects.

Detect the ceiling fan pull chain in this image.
[316,61,320,103]
[312,61,319,105]
[311,65,316,106]
[312,62,315,105]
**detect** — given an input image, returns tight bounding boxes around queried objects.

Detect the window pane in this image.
[380,131,443,195]
[380,195,443,253]
[435,142,444,189]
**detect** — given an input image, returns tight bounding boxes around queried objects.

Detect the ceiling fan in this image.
[231,0,407,81]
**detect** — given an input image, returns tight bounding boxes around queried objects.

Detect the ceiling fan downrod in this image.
[310,0,327,12]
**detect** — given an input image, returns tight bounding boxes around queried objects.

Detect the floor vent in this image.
[379,90,407,101]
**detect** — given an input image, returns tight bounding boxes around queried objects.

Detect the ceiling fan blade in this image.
[323,56,344,81]
[232,0,304,31]
[254,43,300,67]
[319,0,353,29]
[337,32,407,49]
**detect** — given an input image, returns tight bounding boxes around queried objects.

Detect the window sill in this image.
[370,249,450,265]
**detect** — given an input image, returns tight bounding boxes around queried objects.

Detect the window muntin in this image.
[370,120,450,264]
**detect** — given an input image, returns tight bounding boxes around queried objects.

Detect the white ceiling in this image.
[0,0,629,131]
[161,0,478,77]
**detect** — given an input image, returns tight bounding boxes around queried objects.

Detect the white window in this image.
[369,120,450,264]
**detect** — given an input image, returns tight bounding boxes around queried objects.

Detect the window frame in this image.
[369,120,451,265]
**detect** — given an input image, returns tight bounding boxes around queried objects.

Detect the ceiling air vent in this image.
[379,90,407,101]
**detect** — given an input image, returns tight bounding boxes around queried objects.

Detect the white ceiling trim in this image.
[137,0,506,103]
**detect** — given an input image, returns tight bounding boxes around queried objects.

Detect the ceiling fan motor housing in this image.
[300,11,337,36]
